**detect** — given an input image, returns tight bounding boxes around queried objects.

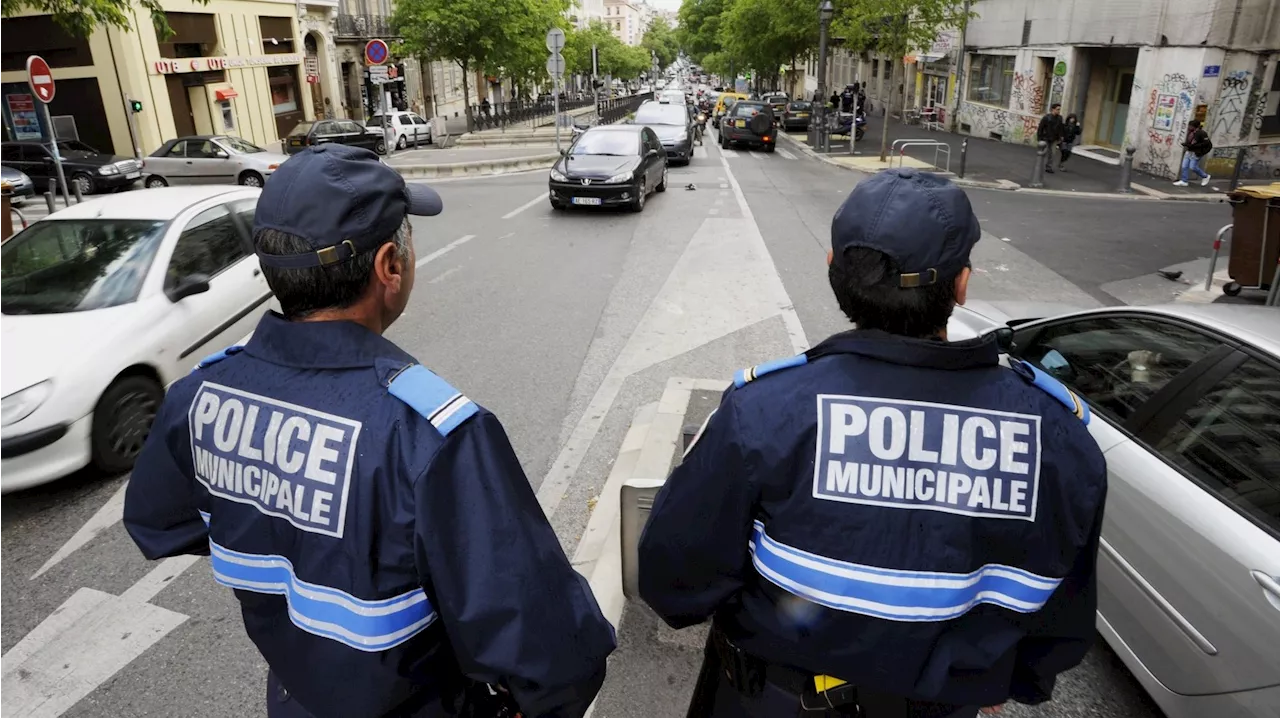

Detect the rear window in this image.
[288,122,314,136]
[788,102,811,110]
[732,103,767,118]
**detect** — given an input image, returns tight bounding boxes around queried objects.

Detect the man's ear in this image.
[954,266,971,306]
[373,242,404,293]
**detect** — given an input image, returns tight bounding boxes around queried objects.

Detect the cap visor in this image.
[405,183,443,216]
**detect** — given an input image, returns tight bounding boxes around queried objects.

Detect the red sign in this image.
[26,55,55,103]
[364,39,389,66]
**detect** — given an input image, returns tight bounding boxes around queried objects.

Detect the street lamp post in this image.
[810,0,835,151]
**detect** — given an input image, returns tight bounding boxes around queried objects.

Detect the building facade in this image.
[2,0,317,156]
[603,0,643,46]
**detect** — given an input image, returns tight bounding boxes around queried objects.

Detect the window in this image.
[220,100,235,132]
[337,120,363,134]
[412,115,429,125]
[158,12,219,59]
[1260,63,1280,137]
[166,205,247,289]
[268,66,299,114]
[186,140,221,158]
[2,145,23,162]
[228,198,258,235]
[1155,358,1280,533]
[1018,317,1221,424]
[165,140,189,157]
[313,120,340,136]
[967,54,1016,106]
[397,115,413,125]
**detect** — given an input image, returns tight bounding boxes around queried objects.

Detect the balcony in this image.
[335,14,398,40]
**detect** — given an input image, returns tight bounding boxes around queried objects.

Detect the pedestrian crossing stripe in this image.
[777,148,797,160]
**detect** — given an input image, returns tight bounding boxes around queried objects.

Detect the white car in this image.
[1,186,276,492]
[368,110,433,150]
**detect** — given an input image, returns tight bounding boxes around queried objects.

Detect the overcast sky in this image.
[649,0,681,12]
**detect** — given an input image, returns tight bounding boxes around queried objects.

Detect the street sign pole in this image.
[124,94,142,159]
[546,28,567,154]
[41,101,71,204]
[27,56,70,204]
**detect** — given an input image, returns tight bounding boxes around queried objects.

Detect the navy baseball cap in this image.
[253,144,442,268]
[830,168,981,288]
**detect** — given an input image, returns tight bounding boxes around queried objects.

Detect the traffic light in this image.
[129,99,143,113]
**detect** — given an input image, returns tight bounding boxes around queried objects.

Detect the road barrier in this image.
[890,139,951,173]
[598,92,655,125]
[468,97,593,132]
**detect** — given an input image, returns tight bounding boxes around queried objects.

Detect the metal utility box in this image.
[1225,183,1280,296]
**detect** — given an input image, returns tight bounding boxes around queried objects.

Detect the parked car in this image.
[718,100,776,152]
[949,301,1280,718]
[548,125,667,213]
[1,165,35,203]
[781,101,813,131]
[762,92,789,118]
[0,186,276,492]
[1,140,141,196]
[367,110,433,150]
[143,135,290,188]
[284,119,385,155]
[634,101,694,165]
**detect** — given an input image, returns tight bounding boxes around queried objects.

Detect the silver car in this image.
[1,165,35,203]
[143,135,291,188]
[949,301,1280,718]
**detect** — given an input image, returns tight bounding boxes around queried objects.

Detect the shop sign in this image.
[6,93,43,141]
[152,54,303,74]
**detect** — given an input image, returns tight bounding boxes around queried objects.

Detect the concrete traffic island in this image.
[385,146,561,179]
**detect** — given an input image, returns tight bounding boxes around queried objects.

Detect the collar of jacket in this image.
[243,310,416,370]
[806,328,1000,371]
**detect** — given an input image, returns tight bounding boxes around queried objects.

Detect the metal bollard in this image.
[959,138,968,179]
[1229,146,1246,191]
[1029,141,1048,188]
[1117,146,1136,193]
[1205,224,1232,291]
[1266,259,1280,307]
[44,190,55,214]
[72,181,83,203]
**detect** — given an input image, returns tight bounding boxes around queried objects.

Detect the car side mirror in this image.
[984,326,1016,353]
[560,148,568,156]
[647,149,659,158]
[214,151,229,159]
[166,273,211,302]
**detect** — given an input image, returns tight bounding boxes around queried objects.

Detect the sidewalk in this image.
[788,112,1240,201]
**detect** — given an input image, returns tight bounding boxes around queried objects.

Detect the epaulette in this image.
[1008,358,1090,424]
[193,345,244,371]
[387,364,478,436]
[733,353,808,388]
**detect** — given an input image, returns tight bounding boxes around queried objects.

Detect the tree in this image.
[676,0,730,65]
[2,0,209,38]
[834,0,973,159]
[487,0,571,98]
[640,17,679,70]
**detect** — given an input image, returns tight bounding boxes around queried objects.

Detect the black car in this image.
[634,101,694,165]
[285,119,385,155]
[549,126,668,212]
[1,140,141,196]
[782,101,814,131]
[718,101,776,152]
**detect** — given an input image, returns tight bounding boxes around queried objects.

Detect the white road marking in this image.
[777,148,797,160]
[1000,237,1012,242]
[415,234,475,268]
[31,481,128,580]
[721,148,738,158]
[501,192,548,219]
[119,555,202,603]
[427,266,462,284]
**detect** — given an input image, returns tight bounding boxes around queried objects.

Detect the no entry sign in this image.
[364,39,389,66]
[26,55,55,103]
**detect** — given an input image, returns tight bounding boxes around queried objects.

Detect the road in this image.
[1,137,1180,718]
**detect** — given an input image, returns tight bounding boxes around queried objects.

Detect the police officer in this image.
[124,144,616,718]
[637,169,1106,718]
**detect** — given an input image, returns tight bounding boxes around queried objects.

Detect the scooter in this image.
[833,111,867,141]
[694,112,708,145]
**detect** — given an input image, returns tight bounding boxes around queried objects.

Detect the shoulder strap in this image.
[194,345,243,371]
[387,364,478,436]
[733,353,808,388]
[1008,358,1090,424]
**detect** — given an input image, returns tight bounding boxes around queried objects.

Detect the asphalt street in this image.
[3,135,1175,718]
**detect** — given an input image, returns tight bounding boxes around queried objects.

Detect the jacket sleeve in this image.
[413,411,616,718]
[637,393,757,629]
[1009,491,1107,704]
[123,384,210,560]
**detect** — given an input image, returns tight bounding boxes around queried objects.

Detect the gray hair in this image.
[256,217,412,319]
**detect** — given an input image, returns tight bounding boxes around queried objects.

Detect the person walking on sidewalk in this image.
[1174,120,1213,187]
[1037,103,1064,173]
[1058,113,1081,171]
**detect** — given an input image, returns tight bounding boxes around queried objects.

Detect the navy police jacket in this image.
[124,312,616,718]
[638,329,1107,708]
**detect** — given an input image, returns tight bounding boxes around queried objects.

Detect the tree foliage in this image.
[676,0,728,65]
[639,17,679,70]
[563,20,647,80]
[2,0,209,39]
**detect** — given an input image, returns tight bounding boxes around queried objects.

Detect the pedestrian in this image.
[639,168,1107,718]
[1174,119,1213,187]
[1036,102,1064,173]
[841,85,855,113]
[481,97,491,117]
[1058,113,1081,171]
[123,144,616,718]
[830,91,840,110]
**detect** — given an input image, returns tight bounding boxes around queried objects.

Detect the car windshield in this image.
[1,220,167,314]
[570,132,638,156]
[288,122,314,136]
[55,140,100,157]
[788,102,811,110]
[733,104,766,118]
[220,136,265,154]
[635,104,687,126]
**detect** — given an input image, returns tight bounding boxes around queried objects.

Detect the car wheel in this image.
[376,139,387,155]
[657,165,668,192]
[631,179,646,212]
[1223,281,1243,297]
[91,375,163,474]
[238,171,265,187]
[144,175,168,189]
[396,135,407,150]
[71,172,95,196]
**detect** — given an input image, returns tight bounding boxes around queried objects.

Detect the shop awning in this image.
[215,88,239,101]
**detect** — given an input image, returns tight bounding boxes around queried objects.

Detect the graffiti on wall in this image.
[1210,70,1252,142]
[1010,71,1045,114]
[957,102,1042,146]
[1204,143,1280,179]
[1136,73,1198,178]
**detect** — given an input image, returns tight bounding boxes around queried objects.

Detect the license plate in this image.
[289,138,303,146]
[798,113,809,118]
[125,171,141,179]
[572,197,602,206]
[736,120,747,128]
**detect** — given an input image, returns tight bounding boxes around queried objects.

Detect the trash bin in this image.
[1224,183,1280,296]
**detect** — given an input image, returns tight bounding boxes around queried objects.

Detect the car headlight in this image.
[677,132,688,142]
[607,172,633,184]
[98,165,119,176]
[550,168,568,182]
[2,380,52,427]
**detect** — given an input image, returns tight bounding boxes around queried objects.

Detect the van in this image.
[713,92,749,127]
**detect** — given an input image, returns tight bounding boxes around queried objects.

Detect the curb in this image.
[390,153,558,179]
